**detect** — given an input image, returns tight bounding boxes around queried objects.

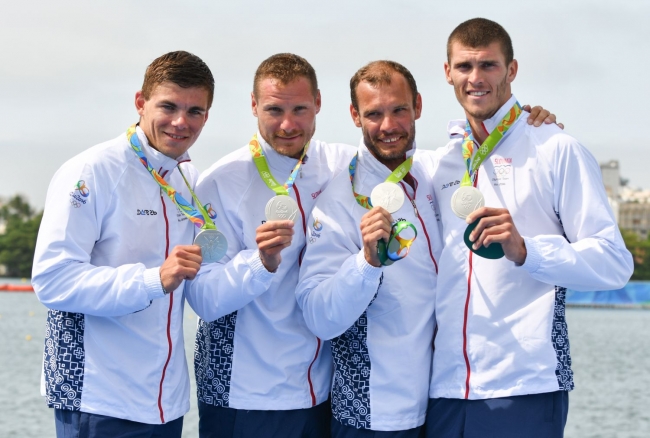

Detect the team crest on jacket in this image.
[492,157,512,186]
[69,180,89,208]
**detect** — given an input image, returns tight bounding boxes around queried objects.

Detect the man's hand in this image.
[466,207,527,264]
[160,245,203,293]
[360,207,393,267]
[523,104,564,130]
[256,220,295,272]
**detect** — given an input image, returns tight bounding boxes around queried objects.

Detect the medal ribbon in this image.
[249,134,309,196]
[127,124,215,230]
[348,154,417,265]
[461,101,522,186]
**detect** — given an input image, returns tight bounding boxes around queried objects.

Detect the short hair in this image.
[350,60,419,113]
[141,51,215,108]
[447,18,514,65]
[253,53,319,98]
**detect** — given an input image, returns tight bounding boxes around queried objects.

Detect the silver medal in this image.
[194,229,228,263]
[265,195,300,221]
[451,186,485,219]
[370,182,404,214]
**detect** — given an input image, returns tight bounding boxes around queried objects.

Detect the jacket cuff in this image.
[355,251,383,281]
[144,267,166,300]
[248,251,276,282]
[519,236,542,273]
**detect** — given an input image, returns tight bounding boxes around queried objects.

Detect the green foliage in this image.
[621,228,650,280]
[0,195,42,278]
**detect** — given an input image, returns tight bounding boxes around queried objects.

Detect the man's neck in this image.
[468,118,488,145]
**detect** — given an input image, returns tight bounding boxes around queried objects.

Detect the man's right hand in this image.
[159,245,203,294]
[360,207,393,267]
[256,220,295,272]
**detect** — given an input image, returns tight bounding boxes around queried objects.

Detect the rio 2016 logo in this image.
[204,203,217,220]
[69,180,90,208]
[75,180,90,197]
[313,218,323,231]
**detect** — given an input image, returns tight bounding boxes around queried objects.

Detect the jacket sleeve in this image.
[296,200,383,340]
[32,160,165,317]
[184,170,275,322]
[520,132,633,291]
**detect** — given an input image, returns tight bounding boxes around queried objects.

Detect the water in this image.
[1,292,649,437]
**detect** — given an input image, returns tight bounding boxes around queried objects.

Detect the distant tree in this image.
[0,195,42,278]
[621,228,650,280]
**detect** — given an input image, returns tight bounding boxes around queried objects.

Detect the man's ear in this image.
[414,93,423,120]
[350,103,362,128]
[506,59,518,84]
[251,92,258,118]
[444,62,454,86]
[135,91,146,115]
[315,90,322,115]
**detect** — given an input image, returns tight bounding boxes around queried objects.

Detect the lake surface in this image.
[1,292,648,437]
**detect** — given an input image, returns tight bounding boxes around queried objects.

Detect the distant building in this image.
[619,202,650,239]
[600,160,620,199]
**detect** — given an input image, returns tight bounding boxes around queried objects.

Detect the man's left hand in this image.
[466,207,527,264]
[523,104,564,130]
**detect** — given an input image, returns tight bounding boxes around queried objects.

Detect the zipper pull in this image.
[410,199,419,218]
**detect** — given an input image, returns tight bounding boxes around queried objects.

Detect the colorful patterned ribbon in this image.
[348,153,417,265]
[127,124,215,230]
[249,134,309,196]
[461,102,522,187]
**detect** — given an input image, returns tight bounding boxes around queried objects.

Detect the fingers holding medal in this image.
[464,207,526,263]
[258,194,299,272]
[360,207,394,268]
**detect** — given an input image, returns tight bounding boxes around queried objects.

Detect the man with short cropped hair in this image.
[33,51,213,437]
[185,53,356,438]
[296,60,442,437]
[425,18,633,437]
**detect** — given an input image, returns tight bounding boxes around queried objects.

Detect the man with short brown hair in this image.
[33,50,213,437]
[425,18,633,437]
[185,53,355,438]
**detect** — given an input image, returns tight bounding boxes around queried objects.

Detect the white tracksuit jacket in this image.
[185,134,355,410]
[429,95,633,401]
[296,140,443,431]
[32,126,197,424]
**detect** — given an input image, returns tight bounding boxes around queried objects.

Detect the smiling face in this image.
[135,81,210,159]
[251,76,321,159]
[350,73,422,170]
[445,41,518,128]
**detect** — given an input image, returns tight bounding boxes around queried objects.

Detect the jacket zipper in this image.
[157,187,174,423]
[294,183,320,407]
[461,169,479,399]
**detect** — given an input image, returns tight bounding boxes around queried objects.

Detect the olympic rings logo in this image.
[493,165,511,176]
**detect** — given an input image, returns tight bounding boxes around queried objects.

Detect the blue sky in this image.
[2,0,648,208]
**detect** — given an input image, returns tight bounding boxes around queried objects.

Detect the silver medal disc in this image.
[265,195,300,221]
[194,229,228,264]
[450,186,485,219]
[370,182,404,214]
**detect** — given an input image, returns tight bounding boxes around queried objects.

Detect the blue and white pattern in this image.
[331,311,372,429]
[195,311,237,407]
[552,286,574,390]
[43,310,85,410]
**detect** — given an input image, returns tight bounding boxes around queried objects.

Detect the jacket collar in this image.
[134,125,191,175]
